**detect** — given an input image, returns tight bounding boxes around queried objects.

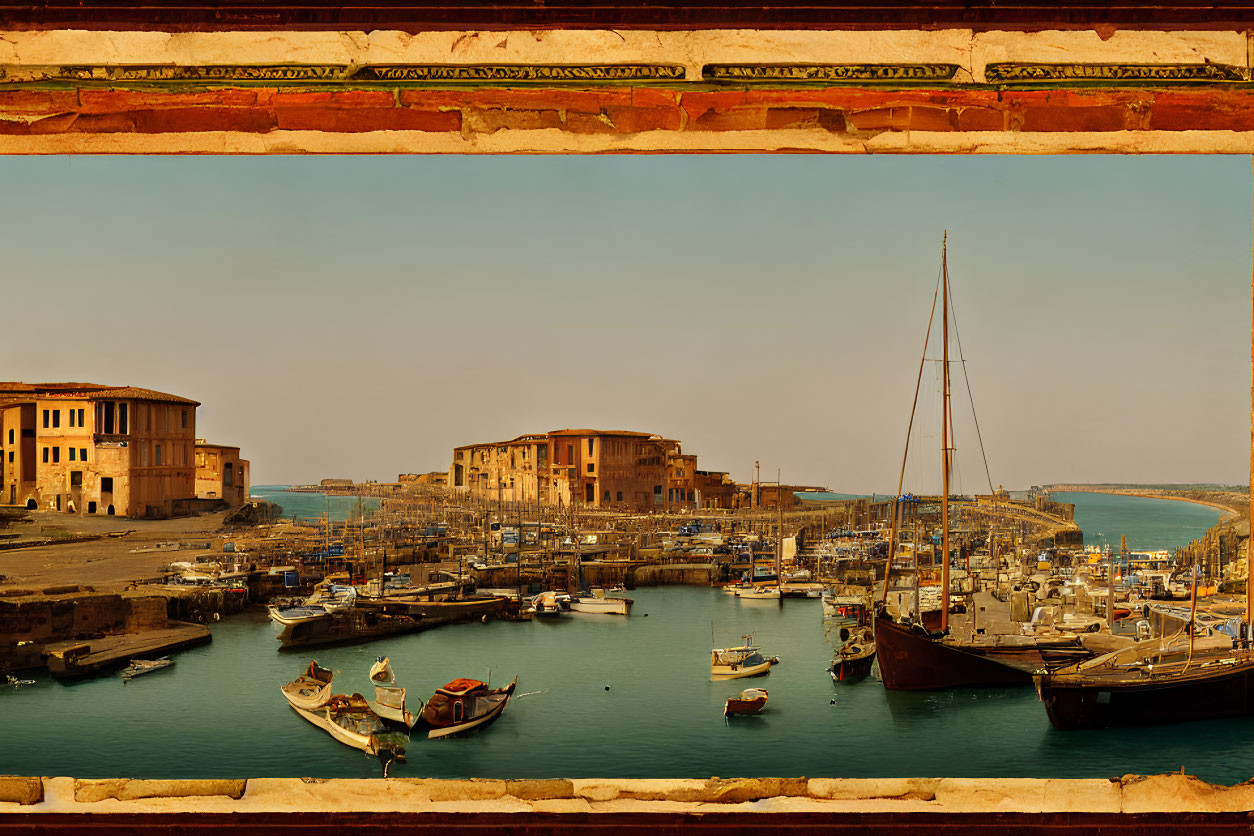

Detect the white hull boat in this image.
[711,635,780,680]
[735,585,781,600]
[569,589,633,615]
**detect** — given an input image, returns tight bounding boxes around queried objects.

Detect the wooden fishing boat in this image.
[121,657,173,682]
[710,635,779,680]
[873,235,1040,692]
[369,656,393,683]
[286,692,408,772]
[829,628,877,683]
[1035,639,1254,730]
[366,684,421,730]
[874,614,1031,690]
[417,677,518,739]
[280,661,334,710]
[724,688,768,717]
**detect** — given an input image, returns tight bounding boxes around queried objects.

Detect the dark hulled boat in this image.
[874,614,1032,690]
[1035,642,1254,730]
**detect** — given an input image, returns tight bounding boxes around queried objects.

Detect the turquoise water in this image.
[1,492,1246,782]
[249,485,381,522]
[1053,491,1221,552]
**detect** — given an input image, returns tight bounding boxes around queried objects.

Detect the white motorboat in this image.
[710,635,779,680]
[268,583,357,627]
[734,585,781,600]
[569,588,633,615]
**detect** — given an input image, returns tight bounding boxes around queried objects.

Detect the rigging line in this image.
[944,261,996,496]
[882,253,944,606]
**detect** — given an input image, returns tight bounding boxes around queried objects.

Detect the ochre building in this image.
[449,429,735,511]
[0,382,244,519]
[194,440,251,506]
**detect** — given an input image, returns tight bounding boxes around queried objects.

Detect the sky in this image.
[1,154,1249,491]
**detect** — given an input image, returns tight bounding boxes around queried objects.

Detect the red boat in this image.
[724,688,768,717]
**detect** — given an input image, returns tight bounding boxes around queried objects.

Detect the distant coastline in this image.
[1046,485,1244,522]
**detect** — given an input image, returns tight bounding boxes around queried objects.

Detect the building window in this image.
[52,447,59,464]
[42,448,48,464]
[77,408,84,428]
[587,463,594,473]
[181,409,188,429]
[653,485,662,495]
[80,448,86,461]
[52,410,60,428]
[6,429,11,444]
[224,462,234,487]
[101,477,113,493]
[69,448,76,461]
[118,403,128,435]
[616,491,623,502]
[70,471,82,487]
[587,438,594,455]
[7,452,12,463]
[68,410,75,428]
[604,490,611,502]
[42,410,49,428]
[155,444,163,466]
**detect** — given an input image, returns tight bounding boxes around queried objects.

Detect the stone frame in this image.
[3,2,1254,831]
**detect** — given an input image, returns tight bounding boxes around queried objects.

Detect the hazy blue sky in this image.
[1,154,1248,491]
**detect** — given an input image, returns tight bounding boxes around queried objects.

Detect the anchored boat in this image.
[710,634,779,680]
[417,677,518,739]
[280,660,335,710]
[724,688,769,717]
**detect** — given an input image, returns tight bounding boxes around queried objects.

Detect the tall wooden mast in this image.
[1248,155,1253,637]
[941,231,951,634]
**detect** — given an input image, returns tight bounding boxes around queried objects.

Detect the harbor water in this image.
[248,485,381,522]
[2,493,1247,783]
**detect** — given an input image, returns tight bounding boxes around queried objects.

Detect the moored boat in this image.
[529,591,573,617]
[369,656,393,683]
[121,657,174,682]
[286,692,408,773]
[569,588,633,615]
[735,585,781,600]
[367,684,421,730]
[829,628,876,683]
[1035,639,1254,730]
[874,613,1031,690]
[724,687,768,717]
[417,677,518,739]
[279,660,335,710]
[710,635,779,680]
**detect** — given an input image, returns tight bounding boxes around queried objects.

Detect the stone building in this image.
[449,429,734,511]
[194,440,251,506]
[0,382,240,519]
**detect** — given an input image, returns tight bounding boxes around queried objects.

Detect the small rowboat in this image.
[369,656,393,683]
[122,657,174,682]
[418,677,517,739]
[281,661,335,710]
[724,688,768,717]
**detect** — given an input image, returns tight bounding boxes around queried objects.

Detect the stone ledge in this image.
[0,774,1250,815]
[0,777,42,806]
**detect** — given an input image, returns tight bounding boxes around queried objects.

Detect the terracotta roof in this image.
[0,382,199,406]
[547,429,658,438]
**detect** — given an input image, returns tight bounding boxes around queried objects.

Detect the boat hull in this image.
[1036,659,1254,730]
[724,689,768,716]
[569,596,632,615]
[829,650,877,683]
[873,615,1031,691]
[710,660,773,681]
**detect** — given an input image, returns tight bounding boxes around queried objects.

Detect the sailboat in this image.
[873,234,1035,691]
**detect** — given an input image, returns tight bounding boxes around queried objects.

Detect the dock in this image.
[44,622,211,680]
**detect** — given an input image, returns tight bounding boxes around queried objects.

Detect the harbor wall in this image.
[4,773,1254,832]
